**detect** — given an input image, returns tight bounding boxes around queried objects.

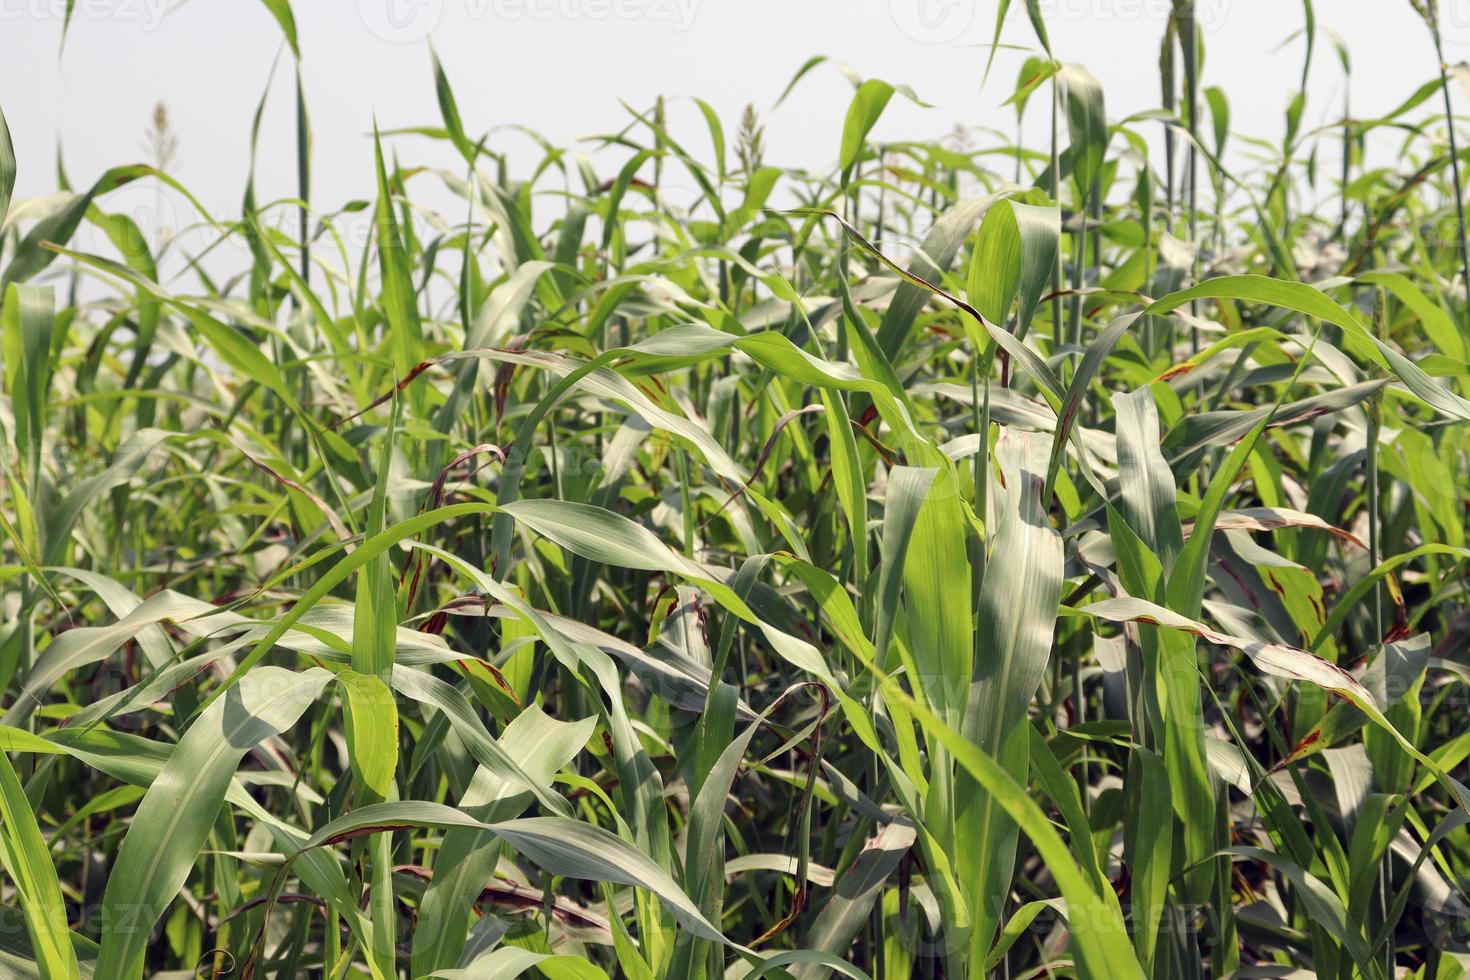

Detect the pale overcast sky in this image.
[0,1,1458,235]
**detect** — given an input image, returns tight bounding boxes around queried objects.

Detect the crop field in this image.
[2,1,1470,977]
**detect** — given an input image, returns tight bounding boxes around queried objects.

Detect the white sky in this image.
[0,0,1460,240]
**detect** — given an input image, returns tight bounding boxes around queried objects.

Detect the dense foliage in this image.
[2,2,1470,977]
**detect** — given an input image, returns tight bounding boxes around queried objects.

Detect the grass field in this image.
[2,1,1470,977]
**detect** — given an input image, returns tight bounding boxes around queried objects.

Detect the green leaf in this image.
[967,199,1059,341]
[842,637,1140,976]
[428,946,610,979]
[41,246,303,415]
[1062,65,1107,193]
[301,804,728,943]
[338,670,398,801]
[353,399,397,683]
[431,45,475,164]
[795,821,917,978]
[0,749,78,979]
[1112,386,1185,577]
[956,429,1063,958]
[94,667,332,979]
[967,201,1023,326]
[1,284,55,481]
[890,466,971,723]
[257,0,299,58]
[0,105,14,229]
[373,125,425,380]
[411,705,595,976]
[2,165,150,292]
[1123,747,1172,972]
[840,79,896,175]
[876,195,999,361]
[1148,275,1470,421]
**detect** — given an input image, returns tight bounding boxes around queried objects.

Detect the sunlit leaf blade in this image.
[94,668,332,979]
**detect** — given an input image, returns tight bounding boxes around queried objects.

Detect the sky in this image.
[0,0,1459,252]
